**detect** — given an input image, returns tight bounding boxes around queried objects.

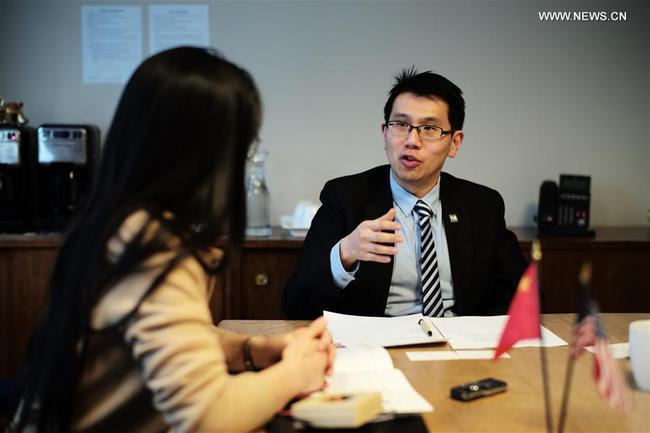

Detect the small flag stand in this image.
[493,240,552,433]
[534,241,553,433]
[558,263,632,433]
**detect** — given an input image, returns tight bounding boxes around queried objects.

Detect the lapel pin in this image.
[449,214,459,223]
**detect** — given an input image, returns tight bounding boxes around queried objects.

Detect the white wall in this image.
[1,0,648,227]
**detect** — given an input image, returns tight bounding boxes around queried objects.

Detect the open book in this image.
[325,344,433,414]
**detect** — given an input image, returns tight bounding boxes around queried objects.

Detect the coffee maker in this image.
[0,125,36,232]
[35,124,99,231]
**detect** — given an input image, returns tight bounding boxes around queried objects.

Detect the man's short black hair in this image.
[383,67,465,131]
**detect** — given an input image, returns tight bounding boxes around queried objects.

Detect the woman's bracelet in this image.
[242,337,259,371]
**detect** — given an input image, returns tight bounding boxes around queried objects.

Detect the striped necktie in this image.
[414,200,444,317]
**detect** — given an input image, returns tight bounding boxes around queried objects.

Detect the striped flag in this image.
[571,281,632,412]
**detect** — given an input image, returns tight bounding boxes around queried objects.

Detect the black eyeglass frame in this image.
[384,120,455,138]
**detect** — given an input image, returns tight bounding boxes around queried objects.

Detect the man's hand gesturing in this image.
[339,208,403,271]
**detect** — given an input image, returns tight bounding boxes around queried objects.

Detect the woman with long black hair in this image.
[8,46,334,433]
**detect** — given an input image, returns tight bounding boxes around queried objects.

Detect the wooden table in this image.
[219,313,650,433]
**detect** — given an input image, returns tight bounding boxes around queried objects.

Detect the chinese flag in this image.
[493,262,541,359]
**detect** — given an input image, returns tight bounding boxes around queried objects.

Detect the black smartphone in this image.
[450,378,507,401]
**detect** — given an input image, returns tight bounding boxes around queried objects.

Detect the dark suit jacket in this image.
[283,165,528,319]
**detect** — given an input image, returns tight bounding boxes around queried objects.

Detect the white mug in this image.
[629,319,650,392]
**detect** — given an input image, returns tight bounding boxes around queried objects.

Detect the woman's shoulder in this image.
[92,210,216,330]
[106,210,163,259]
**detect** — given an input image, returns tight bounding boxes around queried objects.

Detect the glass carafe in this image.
[245,150,271,236]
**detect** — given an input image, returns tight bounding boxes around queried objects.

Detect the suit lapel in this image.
[440,172,473,313]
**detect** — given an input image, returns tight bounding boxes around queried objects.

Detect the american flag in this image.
[571,279,632,412]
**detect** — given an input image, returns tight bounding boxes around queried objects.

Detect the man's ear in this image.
[448,130,464,158]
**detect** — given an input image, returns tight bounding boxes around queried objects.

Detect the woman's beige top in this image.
[71,212,276,433]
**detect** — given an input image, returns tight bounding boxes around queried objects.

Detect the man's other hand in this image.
[339,208,403,270]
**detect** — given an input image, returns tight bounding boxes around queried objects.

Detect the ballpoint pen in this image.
[418,318,433,336]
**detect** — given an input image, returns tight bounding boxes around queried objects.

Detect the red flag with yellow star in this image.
[493,262,541,359]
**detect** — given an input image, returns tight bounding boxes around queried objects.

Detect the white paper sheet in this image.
[326,369,433,414]
[324,311,445,347]
[333,344,394,373]
[148,4,211,55]
[429,315,567,350]
[82,5,143,84]
[406,350,510,361]
[586,342,629,359]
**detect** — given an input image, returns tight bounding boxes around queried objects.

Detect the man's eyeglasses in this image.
[385,120,454,141]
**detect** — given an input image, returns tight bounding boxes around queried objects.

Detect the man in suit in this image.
[283,69,527,320]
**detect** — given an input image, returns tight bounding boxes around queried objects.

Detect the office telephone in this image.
[536,174,595,237]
